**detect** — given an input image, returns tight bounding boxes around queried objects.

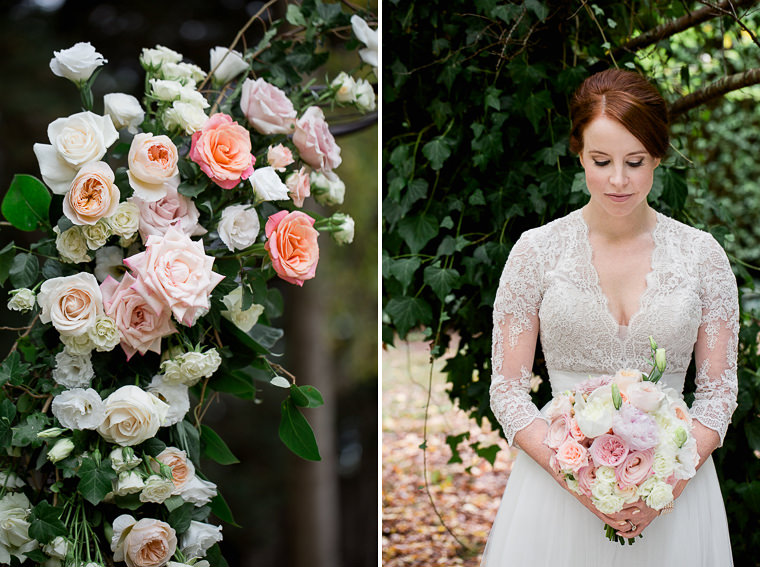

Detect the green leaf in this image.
[384,296,433,338]
[167,502,195,534]
[445,432,470,464]
[29,501,68,544]
[423,265,461,302]
[9,253,40,289]
[660,167,688,211]
[279,398,321,461]
[201,424,240,465]
[0,352,31,387]
[0,241,14,285]
[388,257,421,293]
[204,543,231,567]
[398,214,439,254]
[286,3,307,26]
[524,0,548,20]
[249,324,284,350]
[291,385,324,408]
[210,491,240,527]
[422,137,452,171]
[11,412,48,447]
[473,443,501,466]
[524,90,553,133]
[1,174,51,231]
[77,458,117,505]
[178,181,207,198]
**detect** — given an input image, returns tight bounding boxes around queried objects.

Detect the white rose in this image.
[60,332,95,355]
[104,93,145,134]
[174,350,221,387]
[139,475,175,504]
[331,213,355,245]
[594,465,616,484]
[81,219,113,250]
[209,46,248,84]
[221,287,264,333]
[644,479,674,510]
[33,111,118,195]
[113,516,177,567]
[180,521,223,559]
[98,386,169,446]
[150,78,185,101]
[47,438,75,463]
[160,61,206,83]
[350,15,378,68]
[250,166,289,201]
[652,448,676,479]
[94,246,126,283]
[0,472,25,489]
[614,483,639,504]
[140,45,183,68]
[593,491,625,515]
[331,72,357,102]
[43,536,69,559]
[50,42,106,83]
[147,375,190,426]
[52,388,105,430]
[110,447,142,473]
[107,201,141,239]
[88,314,120,352]
[113,471,146,496]
[54,226,91,263]
[310,170,345,206]
[354,78,376,112]
[0,492,37,565]
[180,476,217,506]
[163,101,209,134]
[626,381,665,413]
[52,351,95,388]
[160,359,183,385]
[7,288,36,312]
[217,204,260,251]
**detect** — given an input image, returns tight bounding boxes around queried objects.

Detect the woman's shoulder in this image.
[516,209,582,248]
[656,212,725,252]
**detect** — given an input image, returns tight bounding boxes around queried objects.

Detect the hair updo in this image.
[569,69,669,158]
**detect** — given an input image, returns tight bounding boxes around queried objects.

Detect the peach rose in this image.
[112,515,177,567]
[285,166,311,208]
[129,182,206,243]
[267,143,294,171]
[568,417,586,443]
[127,133,180,202]
[63,161,120,225]
[189,113,254,189]
[555,438,589,472]
[124,227,225,325]
[239,78,297,135]
[292,106,341,172]
[152,447,195,493]
[264,210,319,286]
[37,273,103,336]
[613,368,642,394]
[101,272,177,360]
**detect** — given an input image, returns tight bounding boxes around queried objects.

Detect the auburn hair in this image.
[569,69,669,158]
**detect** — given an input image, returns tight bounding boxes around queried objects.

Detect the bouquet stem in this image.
[604,523,639,545]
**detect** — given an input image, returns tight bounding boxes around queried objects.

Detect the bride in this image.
[483,69,737,566]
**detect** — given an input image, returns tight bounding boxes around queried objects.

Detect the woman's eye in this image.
[627,160,644,167]
[593,160,610,167]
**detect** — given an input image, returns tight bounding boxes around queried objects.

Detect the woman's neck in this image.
[581,200,657,242]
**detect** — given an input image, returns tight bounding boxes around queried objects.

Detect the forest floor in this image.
[381,336,517,567]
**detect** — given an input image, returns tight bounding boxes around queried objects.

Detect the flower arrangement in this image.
[0,2,377,565]
[544,339,700,544]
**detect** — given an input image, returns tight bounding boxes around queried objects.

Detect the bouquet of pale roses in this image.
[544,338,699,544]
[0,2,376,566]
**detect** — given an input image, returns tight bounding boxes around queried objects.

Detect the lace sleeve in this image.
[490,233,546,446]
[691,234,739,444]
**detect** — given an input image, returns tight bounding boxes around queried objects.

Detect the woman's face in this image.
[579,115,660,218]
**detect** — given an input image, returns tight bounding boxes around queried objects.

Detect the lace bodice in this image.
[490,209,739,446]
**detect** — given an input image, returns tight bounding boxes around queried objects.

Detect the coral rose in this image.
[264,210,319,286]
[292,106,341,172]
[127,133,181,202]
[189,113,254,189]
[63,161,120,225]
[101,272,177,359]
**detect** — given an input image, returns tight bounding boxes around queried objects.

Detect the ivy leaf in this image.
[398,214,439,254]
[9,253,40,289]
[388,257,421,293]
[11,412,48,447]
[0,352,30,387]
[201,424,240,465]
[1,174,51,231]
[524,90,553,133]
[445,432,470,464]
[422,137,453,170]
[423,265,461,302]
[661,167,688,212]
[472,443,501,466]
[0,241,14,285]
[279,398,321,461]
[77,458,117,505]
[384,296,432,339]
[29,501,68,544]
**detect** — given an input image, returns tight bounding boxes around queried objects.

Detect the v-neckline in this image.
[576,209,661,333]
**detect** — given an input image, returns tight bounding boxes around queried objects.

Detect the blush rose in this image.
[127,133,181,202]
[589,433,630,468]
[63,161,120,225]
[239,78,297,135]
[264,210,319,286]
[292,106,342,172]
[37,273,104,336]
[189,113,254,189]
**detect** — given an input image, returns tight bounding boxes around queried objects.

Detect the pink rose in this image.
[63,161,120,225]
[264,210,319,286]
[189,113,255,189]
[292,106,342,172]
[575,374,612,397]
[626,381,665,412]
[285,166,311,208]
[129,183,206,243]
[239,78,297,135]
[101,272,176,360]
[589,433,630,468]
[576,465,597,497]
[616,449,654,489]
[267,143,294,171]
[124,227,225,325]
[127,133,180,202]
[568,417,587,444]
[545,414,570,450]
[555,438,589,472]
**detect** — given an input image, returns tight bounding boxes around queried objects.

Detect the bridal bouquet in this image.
[0,2,376,566]
[544,339,700,544]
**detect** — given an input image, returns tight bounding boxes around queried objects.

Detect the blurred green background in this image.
[0,1,378,566]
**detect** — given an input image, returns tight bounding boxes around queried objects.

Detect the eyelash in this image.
[593,160,645,168]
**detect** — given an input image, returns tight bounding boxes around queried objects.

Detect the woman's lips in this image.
[605,193,633,203]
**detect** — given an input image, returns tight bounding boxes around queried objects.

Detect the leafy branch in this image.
[669,67,760,116]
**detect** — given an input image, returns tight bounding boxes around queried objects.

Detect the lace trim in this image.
[489,366,543,446]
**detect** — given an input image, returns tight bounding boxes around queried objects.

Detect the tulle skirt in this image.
[480,452,733,566]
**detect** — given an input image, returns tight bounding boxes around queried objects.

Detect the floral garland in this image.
[0,2,377,566]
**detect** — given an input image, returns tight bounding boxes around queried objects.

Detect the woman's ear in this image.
[653,157,661,169]
[578,154,585,169]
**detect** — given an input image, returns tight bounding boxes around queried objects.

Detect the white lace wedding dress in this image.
[483,209,737,566]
